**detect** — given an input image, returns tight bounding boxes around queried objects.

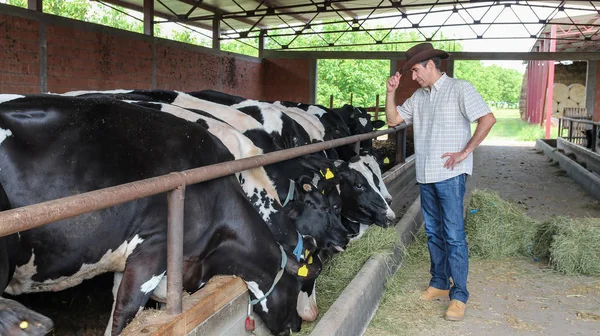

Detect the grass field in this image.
[485,108,558,141]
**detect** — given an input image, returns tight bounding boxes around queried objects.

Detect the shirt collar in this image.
[425,72,448,92]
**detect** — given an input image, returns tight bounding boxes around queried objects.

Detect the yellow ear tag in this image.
[304,250,310,259]
[325,168,334,180]
[298,265,309,277]
[308,255,313,264]
[322,189,325,195]
[384,157,390,164]
[20,321,28,329]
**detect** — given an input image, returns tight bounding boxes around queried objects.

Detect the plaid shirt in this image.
[397,73,490,184]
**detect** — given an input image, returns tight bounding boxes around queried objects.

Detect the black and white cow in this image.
[0,184,54,336]
[0,94,321,336]
[185,91,395,232]
[63,90,349,254]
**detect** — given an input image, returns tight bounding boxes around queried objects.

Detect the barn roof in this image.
[98,0,599,51]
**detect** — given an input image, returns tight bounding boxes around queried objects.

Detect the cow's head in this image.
[285,175,348,252]
[0,298,53,336]
[251,247,322,335]
[335,156,396,228]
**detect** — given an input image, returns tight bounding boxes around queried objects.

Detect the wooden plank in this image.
[121,276,247,336]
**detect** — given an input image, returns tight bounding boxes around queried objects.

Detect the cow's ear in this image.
[372,120,386,129]
[285,253,322,280]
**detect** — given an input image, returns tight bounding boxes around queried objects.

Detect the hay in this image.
[531,216,564,260]
[550,217,600,276]
[296,226,399,335]
[465,190,537,259]
[316,226,398,309]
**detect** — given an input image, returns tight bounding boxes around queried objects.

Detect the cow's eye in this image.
[355,183,364,190]
[333,204,341,213]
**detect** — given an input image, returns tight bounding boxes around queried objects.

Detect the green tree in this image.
[455,61,522,107]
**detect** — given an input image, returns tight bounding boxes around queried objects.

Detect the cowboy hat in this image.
[400,42,449,73]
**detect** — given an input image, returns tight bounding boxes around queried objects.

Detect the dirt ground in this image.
[396,140,600,336]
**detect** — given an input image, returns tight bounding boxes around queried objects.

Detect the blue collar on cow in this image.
[249,245,287,307]
[282,179,295,207]
[292,231,303,262]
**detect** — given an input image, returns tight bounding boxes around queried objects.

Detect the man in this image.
[385,43,496,321]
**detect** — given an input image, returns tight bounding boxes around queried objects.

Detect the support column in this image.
[586,61,597,120]
[258,30,265,58]
[545,25,556,138]
[28,0,42,11]
[144,0,154,36]
[309,59,317,104]
[446,59,455,77]
[212,14,221,50]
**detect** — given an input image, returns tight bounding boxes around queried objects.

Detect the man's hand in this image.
[441,150,469,170]
[386,71,402,93]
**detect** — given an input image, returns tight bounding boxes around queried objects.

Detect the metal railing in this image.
[558,116,600,152]
[0,124,407,315]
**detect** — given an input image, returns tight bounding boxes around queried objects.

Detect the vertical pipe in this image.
[569,121,573,143]
[144,0,154,36]
[309,59,317,104]
[592,124,598,152]
[258,30,265,59]
[545,25,557,138]
[394,128,406,164]
[329,95,333,109]
[28,0,42,11]
[375,94,380,121]
[350,93,353,105]
[212,14,221,50]
[527,61,533,123]
[167,185,185,315]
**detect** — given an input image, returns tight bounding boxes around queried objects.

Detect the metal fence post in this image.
[593,124,598,153]
[568,121,573,143]
[167,183,185,315]
[394,127,406,164]
[558,118,562,138]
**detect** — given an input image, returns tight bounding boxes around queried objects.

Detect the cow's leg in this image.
[104,272,123,336]
[107,249,166,336]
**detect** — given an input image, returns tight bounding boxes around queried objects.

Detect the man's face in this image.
[410,61,432,88]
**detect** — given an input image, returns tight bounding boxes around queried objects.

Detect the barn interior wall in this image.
[262,59,311,103]
[0,14,41,94]
[0,5,264,99]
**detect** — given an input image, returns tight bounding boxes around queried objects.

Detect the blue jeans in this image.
[419,174,469,304]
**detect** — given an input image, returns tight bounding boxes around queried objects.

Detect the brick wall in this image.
[0,6,266,99]
[46,26,153,93]
[0,14,41,94]
[263,59,311,103]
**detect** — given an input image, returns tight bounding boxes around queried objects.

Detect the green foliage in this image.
[455,61,523,107]
[5,0,27,8]
[486,109,558,141]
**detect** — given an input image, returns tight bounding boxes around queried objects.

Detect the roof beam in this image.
[254,0,311,23]
[98,0,212,30]
[176,0,262,29]
[331,2,359,19]
[262,51,600,61]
